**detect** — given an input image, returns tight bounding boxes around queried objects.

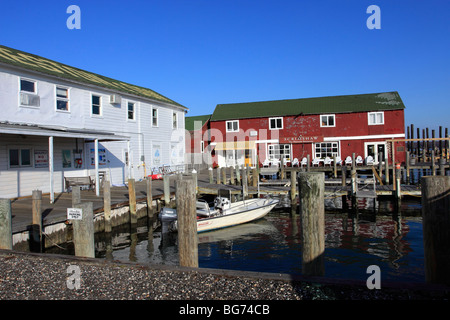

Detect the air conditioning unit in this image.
[20,93,40,107]
[110,94,122,105]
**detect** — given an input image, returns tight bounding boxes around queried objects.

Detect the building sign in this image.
[280,135,324,144]
[34,150,49,168]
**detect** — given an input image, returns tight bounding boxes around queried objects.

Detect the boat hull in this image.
[196,198,279,233]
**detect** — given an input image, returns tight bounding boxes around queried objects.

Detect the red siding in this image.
[209,109,406,165]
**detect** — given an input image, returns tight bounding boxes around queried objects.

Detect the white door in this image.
[365,142,386,164]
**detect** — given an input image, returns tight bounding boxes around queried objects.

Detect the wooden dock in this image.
[8,165,424,235]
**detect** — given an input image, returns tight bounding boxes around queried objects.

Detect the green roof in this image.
[185,114,211,131]
[211,92,405,121]
[0,45,185,108]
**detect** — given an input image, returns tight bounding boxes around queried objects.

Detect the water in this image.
[92,199,425,284]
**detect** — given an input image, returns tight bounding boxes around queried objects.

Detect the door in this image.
[365,142,386,164]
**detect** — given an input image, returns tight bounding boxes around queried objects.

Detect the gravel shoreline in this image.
[0,250,449,301]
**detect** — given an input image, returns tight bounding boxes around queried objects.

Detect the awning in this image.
[0,122,130,141]
[213,141,256,151]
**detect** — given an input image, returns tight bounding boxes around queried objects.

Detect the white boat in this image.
[159,197,279,233]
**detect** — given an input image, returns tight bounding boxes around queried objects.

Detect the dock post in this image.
[192,169,198,195]
[146,177,154,218]
[176,179,198,268]
[333,156,337,178]
[341,167,348,211]
[385,159,390,185]
[252,167,258,187]
[72,186,81,206]
[351,169,357,211]
[208,167,213,184]
[104,178,112,233]
[73,202,95,258]
[290,170,297,205]
[242,167,248,199]
[421,176,450,285]
[431,151,436,176]
[280,161,285,180]
[352,152,356,170]
[394,167,402,211]
[163,174,171,204]
[230,166,235,185]
[306,154,310,172]
[31,190,42,252]
[216,168,221,184]
[128,178,137,224]
[439,158,445,176]
[406,151,410,184]
[222,167,227,185]
[236,165,241,185]
[298,172,325,276]
[0,199,12,250]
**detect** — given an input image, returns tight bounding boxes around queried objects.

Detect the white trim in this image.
[324,133,405,141]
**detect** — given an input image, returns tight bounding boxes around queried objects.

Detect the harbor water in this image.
[88,197,425,284]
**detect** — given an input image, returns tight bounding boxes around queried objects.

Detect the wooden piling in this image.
[252,168,258,187]
[222,167,227,185]
[176,179,198,268]
[235,165,241,185]
[31,190,42,252]
[103,178,112,233]
[72,202,95,258]
[128,178,137,224]
[298,172,325,277]
[163,174,171,203]
[242,167,248,199]
[208,167,213,184]
[230,166,235,185]
[72,186,81,206]
[421,176,450,285]
[192,169,198,195]
[216,168,221,184]
[0,199,12,250]
[146,177,153,218]
[290,170,297,205]
[406,151,410,184]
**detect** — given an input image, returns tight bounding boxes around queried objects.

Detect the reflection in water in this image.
[94,202,425,283]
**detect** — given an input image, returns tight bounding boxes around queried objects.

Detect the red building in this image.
[187,92,406,168]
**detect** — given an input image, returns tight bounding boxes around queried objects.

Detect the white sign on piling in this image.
[67,208,83,220]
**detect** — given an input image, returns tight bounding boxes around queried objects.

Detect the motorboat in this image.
[159,196,279,233]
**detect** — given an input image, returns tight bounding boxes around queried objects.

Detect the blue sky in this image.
[1,0,449,131]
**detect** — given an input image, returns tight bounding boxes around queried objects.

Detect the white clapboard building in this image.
[0,45,187,200]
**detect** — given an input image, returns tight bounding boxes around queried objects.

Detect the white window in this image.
[173,112,178,129]
[128,102,135,120]
[315,142,339,159]
[152,108,158,127]
[92,95,101,115]
[9,148,32,167]
[56,87,69,111]
[269,117,283,130]
[320,114,335,127]
[20,78,40,107]
[368,112,384,125]
[226,120,239,132]
[268,144,291,160]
